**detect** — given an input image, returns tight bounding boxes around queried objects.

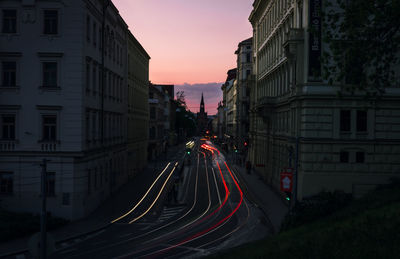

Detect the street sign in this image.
[280,168,293,192]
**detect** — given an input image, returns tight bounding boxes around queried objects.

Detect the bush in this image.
[281,190,352,231]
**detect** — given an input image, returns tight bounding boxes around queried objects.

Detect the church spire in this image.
[200,92,205,113]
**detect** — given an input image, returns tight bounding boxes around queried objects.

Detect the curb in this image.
[214,145,281,234]
[231,164,277,235]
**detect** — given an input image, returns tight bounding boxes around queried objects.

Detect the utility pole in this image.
[40,159,48,259]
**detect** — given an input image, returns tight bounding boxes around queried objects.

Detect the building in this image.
[217,101,225,140]
[234,37,253,156]
[223,70,237,151]
[196,93,208,135]
[0,0,147,220]
[148,83,171,160]
[127,32,150,177]
[248,0,400,201]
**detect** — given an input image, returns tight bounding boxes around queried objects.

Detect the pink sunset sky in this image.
[113,0,253,115]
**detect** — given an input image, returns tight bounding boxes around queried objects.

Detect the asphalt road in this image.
[49,139,269,258]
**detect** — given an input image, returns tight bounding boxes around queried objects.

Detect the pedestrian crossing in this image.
[157,205,185,223]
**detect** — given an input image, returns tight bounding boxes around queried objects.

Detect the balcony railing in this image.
[0,140,17,151]
[40,141,59,151]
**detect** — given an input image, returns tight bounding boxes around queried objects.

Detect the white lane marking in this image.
[212,167,222,205]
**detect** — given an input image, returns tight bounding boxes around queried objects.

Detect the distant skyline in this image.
[113,0,253,114]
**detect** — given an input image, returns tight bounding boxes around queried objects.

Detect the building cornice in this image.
[37,52,64,58]
[0,52,22,57]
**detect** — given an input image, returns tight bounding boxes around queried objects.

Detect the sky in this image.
[113,0,254,115]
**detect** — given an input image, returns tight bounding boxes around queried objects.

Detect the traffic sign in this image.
[280,168,293,192]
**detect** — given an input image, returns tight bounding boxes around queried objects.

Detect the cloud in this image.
[175,82,223,115]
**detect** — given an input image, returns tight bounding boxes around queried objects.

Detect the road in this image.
[50,139,269,258]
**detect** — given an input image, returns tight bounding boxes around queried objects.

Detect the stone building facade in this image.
[0,0,148,219]
[235,37,253,155]
[127,32,150,177]
[248,0,400,200]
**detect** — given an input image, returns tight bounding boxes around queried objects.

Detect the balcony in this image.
[283,28,304,60]
[40,141,59,151]
[0,140,17,151]
[255,96,276,120]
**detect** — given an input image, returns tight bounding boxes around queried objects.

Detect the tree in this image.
[322,0,400,96]
[176,91,187,110]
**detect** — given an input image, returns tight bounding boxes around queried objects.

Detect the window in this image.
[86,15,90,42]
[149,127,155,140]
[92,64,97,95]
[42,115,56,141]
[92,113,96,141]
[2,10,16,33]
[2,61,16,87]
[42,62,57,87]
[246,69,251,78]
[0,172,13,194]
[2,115,15,139]
[356,152,365,163]
[150,107,156,119]
[340,110,351,132]
[46,172,55,196]
[43,10,58,35]
[87,169,91,194]
[356,110,367,132]
[246,53,251,63]
[93,22,97,46]
[340,151,349,163]
[86,62,90,92]
[86,113,90,142]
[62,193,70,205]
[94,168,97,189]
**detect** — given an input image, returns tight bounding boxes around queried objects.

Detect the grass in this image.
[0,210,69,242]
[211,181,400,259]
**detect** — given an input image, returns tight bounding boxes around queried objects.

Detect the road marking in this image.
[111,162,171,223]
[118,233,133,238]
[157,206,185,222]
[212,167,222,205]
[59,248,77,254]
[129,163,179,224]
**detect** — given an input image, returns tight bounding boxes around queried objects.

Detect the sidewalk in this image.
[0,144,186,257]
[223,153,288,234]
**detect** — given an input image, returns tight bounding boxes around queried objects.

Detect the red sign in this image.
[280,168,293,192]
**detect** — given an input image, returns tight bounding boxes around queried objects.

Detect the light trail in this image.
[111,162,171,223]
[128,162,178,224]
[66,155,202,258]
[171,195,251,259]
[211,167,222,205]
[148,146,243,257]
[139,151,213,245]
[116,151,216,259]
